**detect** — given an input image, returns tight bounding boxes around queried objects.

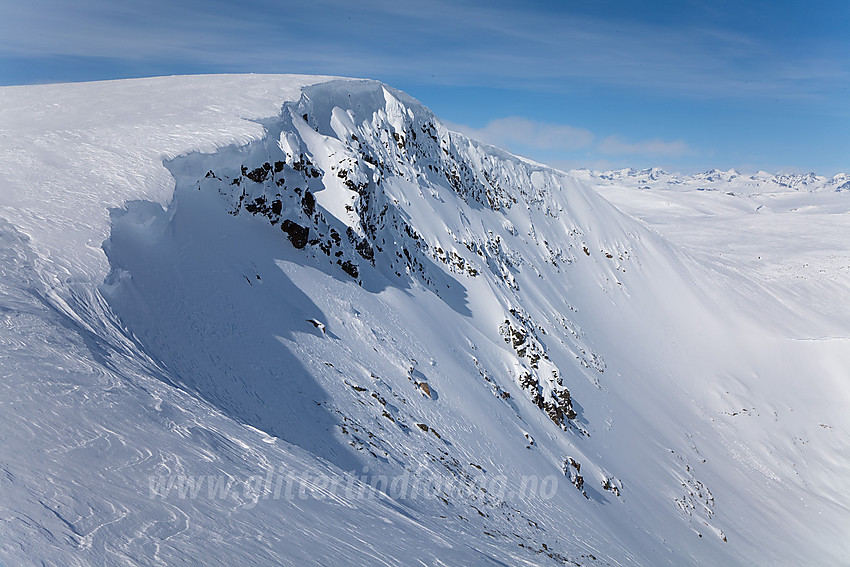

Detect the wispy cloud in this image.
[598,136,694,157]
[2,0,847,102]
[448,116,696,171]
[446,117,594,152]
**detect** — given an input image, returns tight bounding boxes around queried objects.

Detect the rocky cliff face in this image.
[166,80,634,439]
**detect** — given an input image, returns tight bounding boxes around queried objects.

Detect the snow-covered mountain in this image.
[1,75,848,566]
[593,167,849,193]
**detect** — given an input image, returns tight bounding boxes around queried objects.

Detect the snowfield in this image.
[1,75,848,566]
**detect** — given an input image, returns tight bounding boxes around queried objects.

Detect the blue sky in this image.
[1,0,847,174]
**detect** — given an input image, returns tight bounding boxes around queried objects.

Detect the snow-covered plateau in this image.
[0,75,848,566]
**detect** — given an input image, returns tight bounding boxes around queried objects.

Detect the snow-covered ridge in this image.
[0,75,332,283]
[2,75,849,566]
[157,79,659,437]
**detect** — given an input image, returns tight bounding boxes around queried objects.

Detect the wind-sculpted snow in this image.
[1,75,849,566]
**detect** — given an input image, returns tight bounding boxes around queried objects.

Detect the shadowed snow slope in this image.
[1,75,848,566]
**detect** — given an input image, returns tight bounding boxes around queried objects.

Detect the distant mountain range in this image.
[593,167,849,193]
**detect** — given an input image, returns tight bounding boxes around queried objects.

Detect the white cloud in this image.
[598,136,693,157]
[446,117,698,170]
[449,117,694,161]
[447,117,594,152]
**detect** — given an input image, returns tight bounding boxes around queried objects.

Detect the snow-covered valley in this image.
[1,75,848,566]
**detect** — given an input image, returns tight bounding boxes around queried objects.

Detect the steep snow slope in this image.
[588,168,850,330]
[1,76,848,566]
